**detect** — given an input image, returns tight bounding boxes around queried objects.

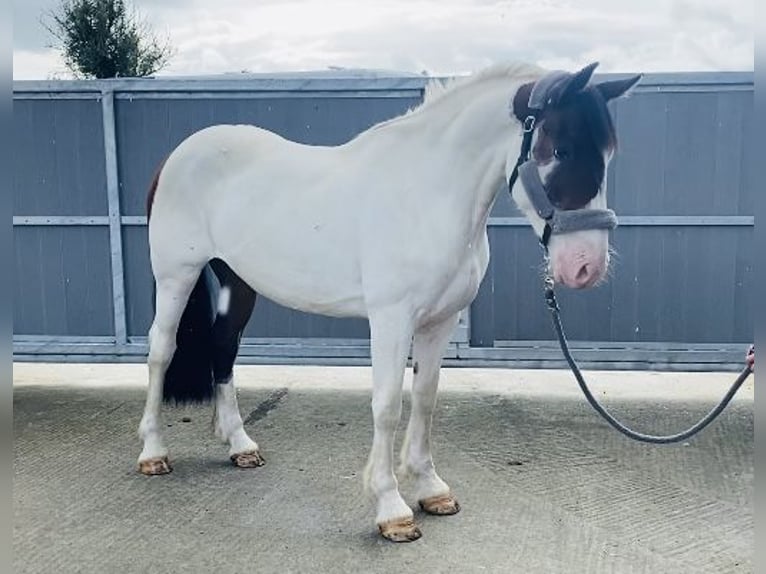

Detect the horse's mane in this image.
[366,62,545,133]
[421,62,545,107]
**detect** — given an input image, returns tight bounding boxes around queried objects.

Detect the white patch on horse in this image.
[217,285,231,315]
[586,152,611,211]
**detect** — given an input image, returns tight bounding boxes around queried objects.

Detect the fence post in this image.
[101,88,128,346]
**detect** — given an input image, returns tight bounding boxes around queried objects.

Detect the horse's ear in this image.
[512,82,535,122]
[596,74,642,101]
[560,62,599,100]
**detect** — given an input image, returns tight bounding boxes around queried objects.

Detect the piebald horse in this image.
[138,61,640,542]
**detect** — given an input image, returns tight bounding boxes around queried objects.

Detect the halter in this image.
[508,71,618,248]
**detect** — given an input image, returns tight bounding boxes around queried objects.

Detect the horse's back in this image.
[163,124,296,185]
[151,123,322,235]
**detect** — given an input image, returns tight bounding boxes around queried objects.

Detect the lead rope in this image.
[541,246,753,444]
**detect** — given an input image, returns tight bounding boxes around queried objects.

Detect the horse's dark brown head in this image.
[513,65,641,211]
[511,63,641,289]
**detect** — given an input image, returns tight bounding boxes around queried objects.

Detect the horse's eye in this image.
[554,148,570,160]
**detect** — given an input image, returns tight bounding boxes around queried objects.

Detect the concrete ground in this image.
[13,364,754,574]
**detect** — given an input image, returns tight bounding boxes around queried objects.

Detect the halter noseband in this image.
[508,71,618,248]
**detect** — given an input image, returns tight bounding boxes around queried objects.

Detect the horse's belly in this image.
[267,279,366,318]
[213,213,367,318]
[227,257,366,318]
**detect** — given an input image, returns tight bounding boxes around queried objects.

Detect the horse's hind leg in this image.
[209,260,263,468]
[399,313,461,515]
[138,265,203,475]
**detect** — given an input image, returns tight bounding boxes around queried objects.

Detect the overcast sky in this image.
[13,0,754,80]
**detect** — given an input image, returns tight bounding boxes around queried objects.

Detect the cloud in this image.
[12,0,754,80]
[13,48,68,80]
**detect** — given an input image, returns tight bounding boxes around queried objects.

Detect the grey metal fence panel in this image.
[13,226,114,336]
[607,90,754,217]
[13,98,108,216]
[12,71,754,368]
[121,225,152,339]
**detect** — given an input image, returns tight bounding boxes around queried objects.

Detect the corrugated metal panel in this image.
[13,99,108,216]
[246,303,370,339]
[13,226,114,335]
[608,90,753,216]
[121,226,152,338]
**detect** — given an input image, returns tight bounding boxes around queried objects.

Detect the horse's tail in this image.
[147,158,216,404]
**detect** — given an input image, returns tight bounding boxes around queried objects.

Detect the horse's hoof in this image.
[138,456,172,475]
[378,517,423,543]
[419,492,461,515]
[230,450,265,468]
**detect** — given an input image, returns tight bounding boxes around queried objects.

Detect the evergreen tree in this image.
[45,0,173,78]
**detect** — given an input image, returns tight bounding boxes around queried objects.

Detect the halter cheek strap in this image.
[508,71,618,247]
[517,161,618,235]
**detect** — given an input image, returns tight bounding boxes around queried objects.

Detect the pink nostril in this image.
[576,264,590,283]
[569,262,603,288]
[556,257,606,288]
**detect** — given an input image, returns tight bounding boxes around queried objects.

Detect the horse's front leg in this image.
[399,313,461,515]
[363,307,419,542]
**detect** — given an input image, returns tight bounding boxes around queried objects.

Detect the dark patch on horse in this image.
[161,265,217,404]
[146,156,168,220]
[158,260,257,404]
[534,88,616,210]
[244,388,289,425]
[210,259,257,384]
[513,73,624,212]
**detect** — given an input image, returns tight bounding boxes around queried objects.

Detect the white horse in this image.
[138,61,640,542]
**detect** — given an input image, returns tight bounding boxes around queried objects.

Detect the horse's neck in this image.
[387,76,529,229]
